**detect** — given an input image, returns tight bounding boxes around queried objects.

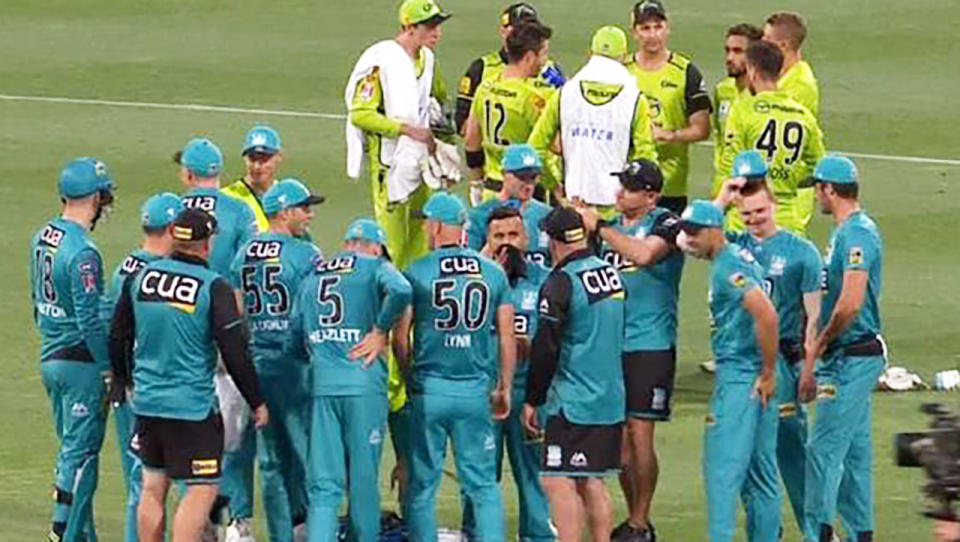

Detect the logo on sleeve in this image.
[539,298,550,315]
[729,272,748,289]
[79,260,100,293]
[439,255,481,277]
[577,266,624,304]
[137,269,203,312]
[458,76,472,95]
[849,246,864,265]
[245,240,283,262]
[39,225,66,248]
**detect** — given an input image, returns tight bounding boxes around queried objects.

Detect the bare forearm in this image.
[756,316,779,375]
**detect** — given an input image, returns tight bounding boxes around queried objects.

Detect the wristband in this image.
[466,150,485,169]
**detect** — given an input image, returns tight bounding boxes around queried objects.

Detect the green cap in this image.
[399,0,451,26]
[591,26,628,59]
[799,155,859,188]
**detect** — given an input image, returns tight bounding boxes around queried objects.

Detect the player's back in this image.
[472,74,548,181]
[231,233,320,365]
[181,187,256,276]
[779,60,820,119]
[709,243,765,381]
[30,217,102,360]
[297,251,399,395]
[405,246,509,396]
[129,255,223,420]
[101,248,161,321]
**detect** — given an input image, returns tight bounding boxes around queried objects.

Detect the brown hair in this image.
[746,40,784,81]
[766,12,807,50]
[505,21,553,63]
[726,23,762,41]
[740,179,774,200]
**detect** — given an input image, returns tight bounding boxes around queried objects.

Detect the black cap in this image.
[612,159,663,192]
[632,0,667,24]
[541,207,586,243]
[501,2,539,26]
[172,208,218,241]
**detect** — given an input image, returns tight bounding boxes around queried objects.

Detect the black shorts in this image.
[134,411,224,482]
[623,349,677,421]
[657,196,688,215]
[541,413,622,477]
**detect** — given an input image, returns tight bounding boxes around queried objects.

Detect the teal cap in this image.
[415,191,467,225]
[501,143,543,174]
[141,192,183,229]
[58,157,115,199]
[262,178,325,216]
[344,217,388,245]
[242,125,281,156]
[799,155,859,188]
[179,138,223,178]
[679,199,724,229]
[733,150,768,178]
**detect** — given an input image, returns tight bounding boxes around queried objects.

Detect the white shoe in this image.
[293,522,307,542]
[699,360,716,374]
[224,518,256,542]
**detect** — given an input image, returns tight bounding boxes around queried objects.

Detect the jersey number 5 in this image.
[316,276,344,327]
[755,119,805,165]
[432,279,490,331]
[241,264,289,316]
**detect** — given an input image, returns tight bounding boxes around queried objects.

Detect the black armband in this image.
[650,213,681,245]
[466,150,485,169]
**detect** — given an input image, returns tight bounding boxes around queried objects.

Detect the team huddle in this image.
[29,1,887,542]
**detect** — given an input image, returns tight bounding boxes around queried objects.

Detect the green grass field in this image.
[2,0,959,539]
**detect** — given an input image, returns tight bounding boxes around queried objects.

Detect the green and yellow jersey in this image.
[711,77,749,197]
[779,60,820,119]
[222,179,272,233]
[470,73,548,182]
[718,90,826,234]
[625,52,713,198]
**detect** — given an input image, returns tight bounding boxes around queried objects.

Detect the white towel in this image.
[344,40,434,202]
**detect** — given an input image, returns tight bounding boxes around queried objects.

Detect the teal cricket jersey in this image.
[127,255,226,420]
[229,232,321,373]
[404,246,511,397]
[708,243,766,382]
[101,248,162,321]
[528,250,626,425]
[821,210,883,348]
[30,217,110,369]
[509,261,551,394]
[602,208,684,351]
[726,230,822,343]
[291,251,412,397]
[465,198,553,266]
[181,187,257,276]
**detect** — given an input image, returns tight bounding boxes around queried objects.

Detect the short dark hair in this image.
[505,21,552,64]
[746,40,783,81]
[487,205,524,228]
[726,23,762,41]
[739,179,773,199]
[766,12,807,50]
[829,182,859,199]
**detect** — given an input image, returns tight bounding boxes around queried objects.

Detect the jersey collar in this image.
[555,248,593,269]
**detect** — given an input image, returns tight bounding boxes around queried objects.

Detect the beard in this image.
[727,66,745,78]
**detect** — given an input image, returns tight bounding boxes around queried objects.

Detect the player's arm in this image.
[71,249,111,371]
[284,282,309,362]
[801,115,827,173]
[108,273,137,403]
[800,244,825,361]
[715,105,745,195]
[391,306,414,374]
[464,98,485,184]
[657,64,713,144]
[628,93,658,162]
[351,263,412,366]
[527,90,561,161]
[590,211,678,266]
[210,277,264,411]
[350,71,428,141]
[455,58,485,135]
[742,286,780,406]
[525,271,571,407]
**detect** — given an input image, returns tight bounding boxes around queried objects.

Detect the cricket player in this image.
[462,206,554,541]
[522,207,626,542]
[717,41,825,235]
[222,125,284,232]
[30,157,115,542]
[101,192,183,542]
[465,144,552,266]
[713,151,823,537]
[109,208,268,542]
[288,218,412,542]
[799,156,885,542]
[345,0,451,270]
[711,24,763,197]
[528,26,657,216]
[625,0,712,214]
[578,159,683,542]
[176,136,260,538]
[763,12,821,234]
[454,2,564,135]
[678,200,781,542]
[463,20,553,204]
[393,191,516,542]
[229,179,324,542]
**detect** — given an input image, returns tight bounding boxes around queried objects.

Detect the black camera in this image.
[895,403,960,520]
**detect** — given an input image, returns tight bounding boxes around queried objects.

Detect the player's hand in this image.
[253,404,270,429]
[390,460,408,496]
[521,403,541,438]
[349,328,388,368]
[798,368,817,404]
[933,519,960,542]
[575,206,601,232]
[652,125,676,143]
[715,177,748,208]
[402,124,433,143]
[491,387,511,421]
[754,371,776,409]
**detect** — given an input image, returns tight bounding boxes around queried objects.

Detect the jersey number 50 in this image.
[432,279,490,331]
